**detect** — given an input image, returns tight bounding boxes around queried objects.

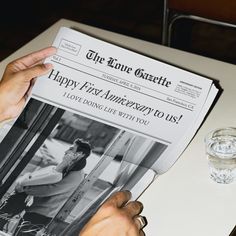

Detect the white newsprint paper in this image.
[0,27,219,235]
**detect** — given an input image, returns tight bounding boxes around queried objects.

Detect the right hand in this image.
[80,191,147,236]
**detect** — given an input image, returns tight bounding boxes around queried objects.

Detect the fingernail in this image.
[137,201,144,211]
[124,190,132,197]
[45,63,53,69]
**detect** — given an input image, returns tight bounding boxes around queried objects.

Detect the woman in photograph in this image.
[0,138,91,235]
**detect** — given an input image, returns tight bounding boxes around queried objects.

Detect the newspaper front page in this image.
[0,27,218,235]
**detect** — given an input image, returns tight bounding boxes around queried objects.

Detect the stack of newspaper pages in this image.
[0,27,219,236]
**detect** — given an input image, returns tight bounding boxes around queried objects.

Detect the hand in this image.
[80,191,147,236]
[15,181,24,193]
[14,173,30,192]
[0,47,57,122]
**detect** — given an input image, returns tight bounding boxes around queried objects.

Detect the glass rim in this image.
[205,127,236,158]
[205,127,236,142]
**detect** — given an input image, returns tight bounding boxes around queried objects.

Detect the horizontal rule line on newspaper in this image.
[51,60,194,112]
[52,54,196,107]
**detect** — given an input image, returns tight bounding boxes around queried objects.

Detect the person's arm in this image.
[80,191,146,236]
[17,181,66,197]
[0,47,57,122]
[16,171,82,197]
[16,166,62,187]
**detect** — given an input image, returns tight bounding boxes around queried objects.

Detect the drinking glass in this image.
[205,127,236,184]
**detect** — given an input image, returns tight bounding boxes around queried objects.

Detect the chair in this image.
[162,0,236,46]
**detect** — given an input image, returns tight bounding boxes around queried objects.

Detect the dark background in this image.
[0,1,235,235]
[1,0,236,64]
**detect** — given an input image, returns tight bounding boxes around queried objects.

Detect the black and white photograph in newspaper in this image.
[0,98,167,236]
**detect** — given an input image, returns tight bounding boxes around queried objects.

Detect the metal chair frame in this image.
[162,0,236,46]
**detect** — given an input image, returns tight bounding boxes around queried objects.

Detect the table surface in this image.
[0,19,236,236]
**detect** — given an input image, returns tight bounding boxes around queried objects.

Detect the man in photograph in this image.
[0,138,91,235]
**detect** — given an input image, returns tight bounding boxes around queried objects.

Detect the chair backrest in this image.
[168,0,236,24]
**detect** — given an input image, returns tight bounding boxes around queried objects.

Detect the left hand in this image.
[0,47,57,122]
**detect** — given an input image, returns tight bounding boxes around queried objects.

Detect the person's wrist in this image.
[0,104,8,123]
[0,91,16,123]
[0,103,10,123]
[0,88,8,122]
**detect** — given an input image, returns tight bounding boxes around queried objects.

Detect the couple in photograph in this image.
[0,138,91,235]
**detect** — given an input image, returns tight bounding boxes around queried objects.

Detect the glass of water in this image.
[205,127,236,184]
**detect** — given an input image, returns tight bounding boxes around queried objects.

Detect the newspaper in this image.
[0,27,219,235]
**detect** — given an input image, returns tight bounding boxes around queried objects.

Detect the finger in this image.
[7,47,57,72]
[123,201,143,217]
[105,190,132,208]
[30,77,37,87]
[19,63,53,82]
[24,77,37,99]
[134,215,147,230]
[140,230,145,236]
